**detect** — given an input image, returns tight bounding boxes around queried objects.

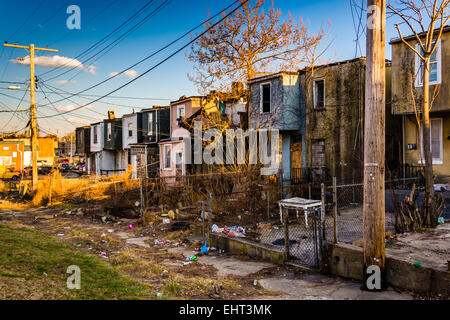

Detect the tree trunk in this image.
[422,59,434,226]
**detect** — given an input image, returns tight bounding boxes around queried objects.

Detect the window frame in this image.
[128,123,133,137]
[313,78,326,110]
[260,82,271,114]
[163,144,172,170]
[419,117,443,165]
[93,126,98,144]
[148,112,153,136]
[107,123,112,141]
[415,40,442,87]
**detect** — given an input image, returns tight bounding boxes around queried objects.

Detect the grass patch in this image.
[0,225,150,300]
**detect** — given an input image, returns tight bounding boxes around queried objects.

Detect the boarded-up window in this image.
[314,80,325,109]
[261,84,271,113]
[311,139,326,180]
[128,123,133,137]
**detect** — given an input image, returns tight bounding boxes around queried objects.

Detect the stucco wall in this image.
[249,73,302,131]
[122,115,138,149]
[90,123,104,152]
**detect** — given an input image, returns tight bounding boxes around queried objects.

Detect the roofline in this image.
[248,71,299,84]
[170,96,204,105]
[389,25,450,44]
[141,106,170,112]
[298,57,367,72]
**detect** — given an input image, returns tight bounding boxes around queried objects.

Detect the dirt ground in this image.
[0,201,284,300]
[0,198,444,300]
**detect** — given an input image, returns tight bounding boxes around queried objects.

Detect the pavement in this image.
[168,247,415,300]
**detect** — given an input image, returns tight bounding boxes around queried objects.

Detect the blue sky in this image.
[0,0,403,136]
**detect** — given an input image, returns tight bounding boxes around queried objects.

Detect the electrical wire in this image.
[37,0,242,109]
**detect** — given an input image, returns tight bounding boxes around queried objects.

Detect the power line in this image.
[43,0,171,83]
[37,0,241,109]
[38,0,158,78]
[46,0,121,47]
[36,0,247,119]
[17,0,70,43]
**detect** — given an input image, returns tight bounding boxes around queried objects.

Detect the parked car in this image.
[0,168,21,181]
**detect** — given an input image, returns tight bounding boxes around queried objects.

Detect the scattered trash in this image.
[212,225,245,237]
[201,240,208,254]
[434,183,450,192]
[438,217,445,224]
[162,218,170,224]
[169,221,190,231]
[63,226,71,230]
[183,261,192,266]
[253,280,258,286]
[186,256,197,261]
[100,252,106,256]
[156,292,162,297]
[57,233,64,236]
[413,261,422,268]
[257,223,272,230]
[272,238,297,246]
[76,244,82,247]
[211,224,219,233]
[43,272,48,277]
[168,210,175,220]
[273,226,279,230]
[154,238,166,245]
[107,229,116,233]
[129,224,135,230]
[101,216,107,223]
[210,247,216,251]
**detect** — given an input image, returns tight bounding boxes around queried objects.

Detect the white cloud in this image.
[124,70,138,78]
[55,80,77,84]
[109,70,138,79]
[11,55,96,74]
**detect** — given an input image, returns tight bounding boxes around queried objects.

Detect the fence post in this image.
[332,176,338,244]
[283,207,289,260]
[202,200,205,242]
[321,183,325,242]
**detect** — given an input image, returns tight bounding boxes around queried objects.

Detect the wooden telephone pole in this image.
[363,0,386,289]
[4,43,58,191]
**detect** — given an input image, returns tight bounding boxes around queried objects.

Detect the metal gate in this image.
[284,208,323,268]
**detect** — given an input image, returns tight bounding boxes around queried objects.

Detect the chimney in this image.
[108,110,115,120]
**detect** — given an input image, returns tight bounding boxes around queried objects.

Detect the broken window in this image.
[314,80,325,109]
[261,83,271,113]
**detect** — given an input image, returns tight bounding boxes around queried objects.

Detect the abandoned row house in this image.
[75,27,449,184]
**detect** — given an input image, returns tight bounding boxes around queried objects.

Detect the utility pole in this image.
[4,43,58,191]
[363,0,386,290]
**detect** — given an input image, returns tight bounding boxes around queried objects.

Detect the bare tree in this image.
[387,0,449,225]
[187,0,329,92]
